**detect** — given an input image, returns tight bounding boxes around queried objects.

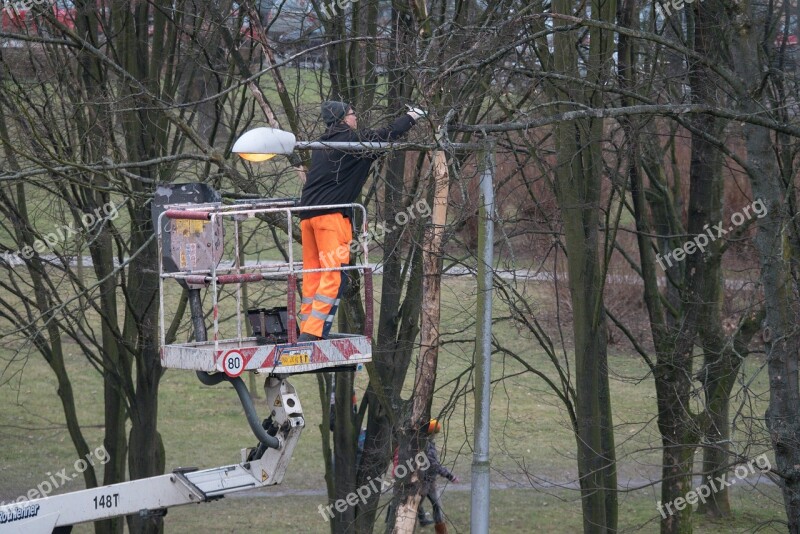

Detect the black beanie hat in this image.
[321,101,351,125]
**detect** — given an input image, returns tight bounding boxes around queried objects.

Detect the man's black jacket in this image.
[299,114,416,220]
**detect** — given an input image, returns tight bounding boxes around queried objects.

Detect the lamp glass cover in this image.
[238,153,276,162]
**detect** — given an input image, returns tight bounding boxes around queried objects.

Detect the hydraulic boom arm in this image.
[0,378,303,534]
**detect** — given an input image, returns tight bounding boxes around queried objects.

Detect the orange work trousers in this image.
[299,213,352,338]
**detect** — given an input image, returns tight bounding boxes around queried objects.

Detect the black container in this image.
[248,307,293,343]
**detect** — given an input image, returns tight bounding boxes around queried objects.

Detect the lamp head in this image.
[232,127,297,161]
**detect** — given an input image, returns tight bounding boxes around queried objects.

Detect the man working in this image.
[389,419,459,532]
[297,101,424,341]
[418,419,458,532]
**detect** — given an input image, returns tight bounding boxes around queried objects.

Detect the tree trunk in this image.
[391,150,450,532]
[727,2,800,529]
[91,204,129,534]
[124,201,165,534]
[354,153,424,533]
[354,3,421,530]
[742,129,800,529]
[550,0,618,528]
[332,371,358,534]
[74,3,129,530]
[688,4,729,516]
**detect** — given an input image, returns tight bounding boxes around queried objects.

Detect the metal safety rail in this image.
[156,199,374,378]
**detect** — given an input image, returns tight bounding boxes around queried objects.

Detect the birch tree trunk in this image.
[391,150,449,533]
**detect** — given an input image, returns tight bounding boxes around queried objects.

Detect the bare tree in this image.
[0,1,293,532]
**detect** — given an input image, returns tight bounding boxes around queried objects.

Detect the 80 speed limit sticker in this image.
[221,350,247,377]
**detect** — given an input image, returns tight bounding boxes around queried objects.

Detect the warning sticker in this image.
[175,219,206,235]
[261,469,268,482]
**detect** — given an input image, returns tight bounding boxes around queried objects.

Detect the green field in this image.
[0,276,786,533]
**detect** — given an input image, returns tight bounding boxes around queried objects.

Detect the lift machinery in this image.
[0,184,373,533]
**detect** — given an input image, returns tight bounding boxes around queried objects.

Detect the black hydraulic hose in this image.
[229,376,280,450]
[188,289,208,343]
[195,370,229,386]
[194,371,279,450]
[188,288,280,450]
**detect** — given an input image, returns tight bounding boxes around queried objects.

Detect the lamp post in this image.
[472,139,495,534]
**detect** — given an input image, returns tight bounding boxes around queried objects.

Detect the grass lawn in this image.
[0,276,785,532]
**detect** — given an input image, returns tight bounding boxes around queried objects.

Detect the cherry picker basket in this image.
[154,192,374,378]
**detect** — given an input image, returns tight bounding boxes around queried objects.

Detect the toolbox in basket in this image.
[247,306,297,344]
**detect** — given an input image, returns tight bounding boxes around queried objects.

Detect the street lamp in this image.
[232,127,474,157]
[231,127,297,162]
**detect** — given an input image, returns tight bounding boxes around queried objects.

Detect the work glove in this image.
[405,104,427,121]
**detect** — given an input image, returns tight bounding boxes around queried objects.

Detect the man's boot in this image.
[419,512,434,526]
[434,523,448,534]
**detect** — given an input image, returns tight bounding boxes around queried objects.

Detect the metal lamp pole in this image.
[471,139,495,534]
